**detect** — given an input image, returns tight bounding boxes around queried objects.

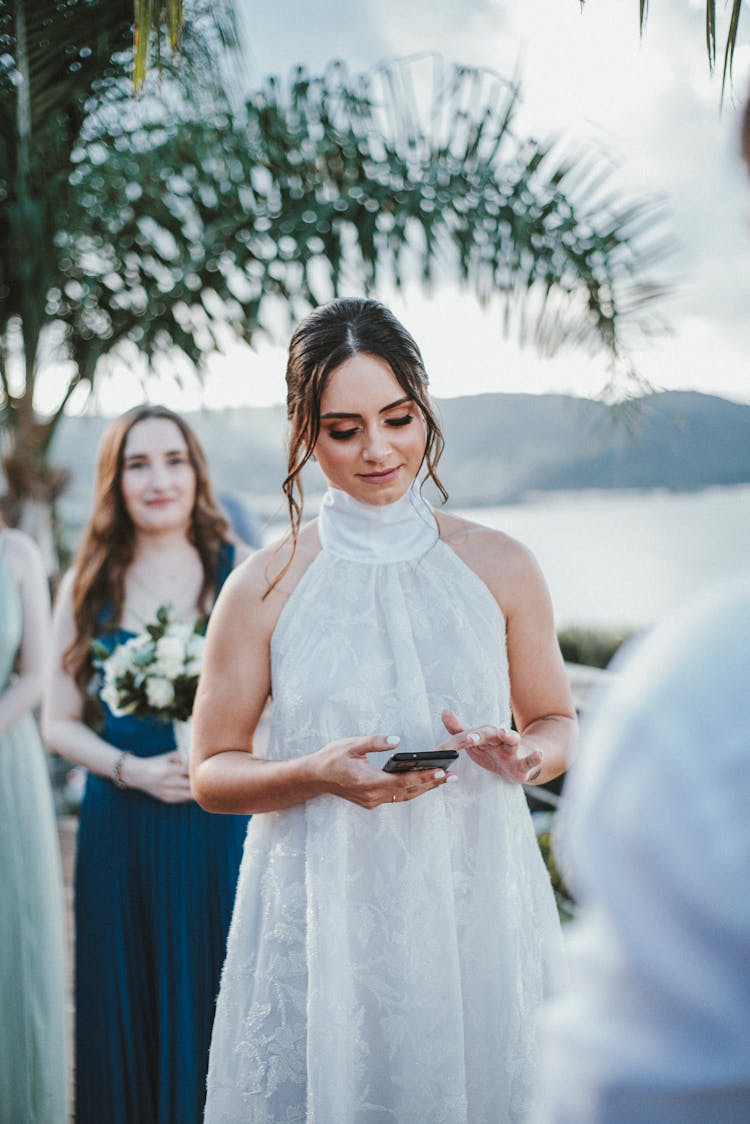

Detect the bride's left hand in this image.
[441,709,543,785]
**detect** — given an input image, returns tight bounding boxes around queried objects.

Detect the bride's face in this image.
[314,353,427,506]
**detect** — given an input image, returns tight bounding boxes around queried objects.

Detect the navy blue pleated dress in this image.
[74,544,250,1124]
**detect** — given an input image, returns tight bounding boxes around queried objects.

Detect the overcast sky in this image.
[88,0,750,413]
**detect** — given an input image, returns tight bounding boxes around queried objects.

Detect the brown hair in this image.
[270,298,447,592]
[64,404,231,689]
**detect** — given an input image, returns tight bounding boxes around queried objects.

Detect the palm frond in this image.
[721,0,744,98]
[52,56,670,387]
[634,0,746,95]
[133,0,184,93]
[706,0,717,69]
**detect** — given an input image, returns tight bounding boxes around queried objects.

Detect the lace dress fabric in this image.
[205,489,565,1124]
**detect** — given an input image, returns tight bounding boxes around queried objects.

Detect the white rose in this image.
[101,679,127,716]
[146,676,175,710]
[155,635,185,680]
[105,645,132,678]
[170,621,194,644]
[184,633,206,677]
[128,634,153,660]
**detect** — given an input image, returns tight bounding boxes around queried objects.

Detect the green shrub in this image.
[533,812,576,923]
[557,626,633,669]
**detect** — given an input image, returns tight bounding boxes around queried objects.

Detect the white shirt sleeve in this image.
[528,576,750,1124]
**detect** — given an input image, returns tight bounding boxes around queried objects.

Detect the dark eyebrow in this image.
[123,448,187,463]
[320,396,413,420]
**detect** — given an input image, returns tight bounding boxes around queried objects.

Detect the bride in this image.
[192,298,576,1123]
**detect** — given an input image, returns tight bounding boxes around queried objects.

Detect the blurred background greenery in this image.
[1,0,672,571]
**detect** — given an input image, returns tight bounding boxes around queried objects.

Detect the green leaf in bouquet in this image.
[90,638,112,665]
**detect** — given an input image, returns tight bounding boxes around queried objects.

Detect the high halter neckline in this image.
[317,482,439,563]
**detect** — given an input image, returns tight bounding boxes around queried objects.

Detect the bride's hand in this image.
[441,709,543,785]
[313,733,467,810]
[122,750,194,804]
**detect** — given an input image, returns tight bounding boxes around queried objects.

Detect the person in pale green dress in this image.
[0,519,69,1122]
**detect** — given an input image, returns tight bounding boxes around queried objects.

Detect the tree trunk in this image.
[1,413,69,575]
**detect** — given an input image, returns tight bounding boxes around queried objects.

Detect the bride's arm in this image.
[442,518,577,785]
[191,549,467,814]
[502,537,577,783]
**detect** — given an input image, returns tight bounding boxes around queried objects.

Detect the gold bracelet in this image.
[112,750,129,790]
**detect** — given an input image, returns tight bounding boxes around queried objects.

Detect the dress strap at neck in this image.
[317,483,439,563]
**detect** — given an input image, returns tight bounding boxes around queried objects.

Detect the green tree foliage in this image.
[62,59,669,385]
[0,0,232,547]
[1,6,669,558]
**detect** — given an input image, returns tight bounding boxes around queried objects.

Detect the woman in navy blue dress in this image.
[44,405,251,1124]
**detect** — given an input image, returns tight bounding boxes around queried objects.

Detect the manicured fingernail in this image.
[433,769,446,780]
[446,774,459,783]
[468,732,480,744]
[386,735,400,746]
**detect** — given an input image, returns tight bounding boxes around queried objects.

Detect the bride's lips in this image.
[357,466,402,485]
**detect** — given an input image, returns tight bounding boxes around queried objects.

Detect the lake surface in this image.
[457,484,750,631]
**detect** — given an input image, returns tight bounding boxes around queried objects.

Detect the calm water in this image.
[457,484,750,630]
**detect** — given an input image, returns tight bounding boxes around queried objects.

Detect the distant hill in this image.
[50,390,750,528]
[434,390,750,505]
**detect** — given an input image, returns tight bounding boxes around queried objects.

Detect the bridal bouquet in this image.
[92,606,207,724]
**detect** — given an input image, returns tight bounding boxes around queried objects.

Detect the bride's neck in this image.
[317,482,438,563]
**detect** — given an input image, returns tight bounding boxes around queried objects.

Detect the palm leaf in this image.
[133,1,184,93]
[721,0,744,98]
[586,2,746,95]
[57,56,670,390]
[644,0,744,94]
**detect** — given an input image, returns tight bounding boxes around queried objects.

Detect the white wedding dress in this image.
[205,487,565,1124]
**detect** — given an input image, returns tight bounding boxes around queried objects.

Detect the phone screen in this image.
[383,750,459,773]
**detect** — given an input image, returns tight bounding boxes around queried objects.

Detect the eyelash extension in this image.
[329,415,413,441]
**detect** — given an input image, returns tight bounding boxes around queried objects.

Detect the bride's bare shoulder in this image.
[219,520,321,615]
[436,509,539,590]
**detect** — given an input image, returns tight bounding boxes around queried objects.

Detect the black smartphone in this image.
[383,749,459,773]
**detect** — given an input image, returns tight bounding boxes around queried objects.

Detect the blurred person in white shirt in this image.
[528,575,750,1123]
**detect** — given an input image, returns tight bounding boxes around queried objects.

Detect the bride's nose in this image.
[362,427,390,462]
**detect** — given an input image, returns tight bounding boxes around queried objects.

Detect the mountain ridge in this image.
[50,389,750,522]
